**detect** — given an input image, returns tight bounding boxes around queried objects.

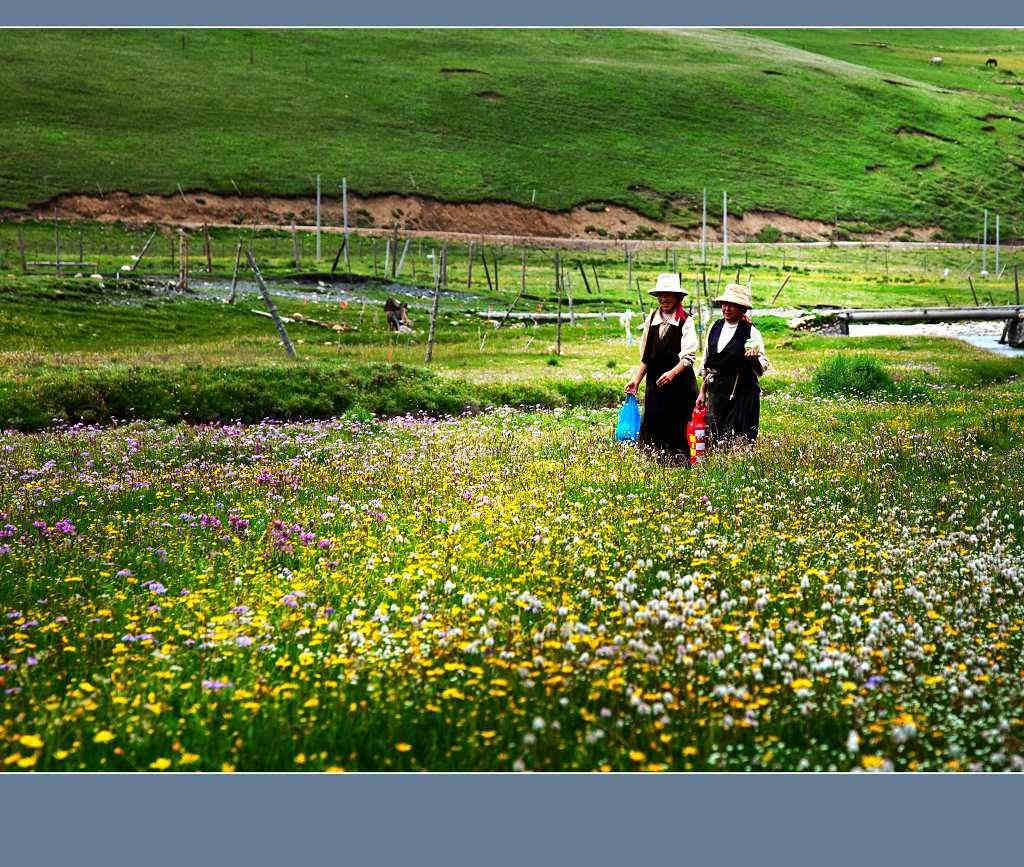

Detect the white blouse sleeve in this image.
[748,325,770,376]
[678,317,698,366]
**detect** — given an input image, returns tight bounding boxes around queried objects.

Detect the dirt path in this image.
[3,190,953,248]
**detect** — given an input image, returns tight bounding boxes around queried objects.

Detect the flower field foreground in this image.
[2,398,1023,771]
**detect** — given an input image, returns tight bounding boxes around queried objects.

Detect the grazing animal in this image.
[986,57,998,67]
[930,56,943,64]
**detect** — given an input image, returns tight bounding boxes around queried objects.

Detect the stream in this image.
[847,321,1024,357]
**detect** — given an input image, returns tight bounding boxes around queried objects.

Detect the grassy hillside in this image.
[2,29,1024,237]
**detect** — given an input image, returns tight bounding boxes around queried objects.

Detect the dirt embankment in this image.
[5,190,939,244]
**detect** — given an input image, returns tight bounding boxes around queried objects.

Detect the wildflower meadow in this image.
[2,375,1023,770]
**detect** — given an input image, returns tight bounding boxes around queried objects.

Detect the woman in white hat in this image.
[696,282,770,446]
[624,273,699,457]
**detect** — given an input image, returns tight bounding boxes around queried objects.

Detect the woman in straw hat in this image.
[624,273,699,457]
[696,282,770,446]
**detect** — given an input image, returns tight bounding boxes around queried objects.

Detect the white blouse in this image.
[698,321,770,377]
[637,309,699,367]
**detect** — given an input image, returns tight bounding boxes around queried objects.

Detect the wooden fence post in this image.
[694,287,704,352]
[227,240,242,304]
[771,273,791,306]
[566,265,574,325]
[16,225,27,272]
[396,238,410,279]
[315,174,322,262]
[246,248,297,358]
[178,229,189,291]
[497,250,528,330]
[129,229,158,272]
[577,260,592,294]
[555,251,563,356]
[425,246,444,363]
[626,246,632,306]
[291,222,300,267]
[203,224,213,273]
[342,177,350,270]
[54,213,61,276]
[968,275,980,307]
[467,241,474,289]
[481,247,494,291]
[390,223,399,279]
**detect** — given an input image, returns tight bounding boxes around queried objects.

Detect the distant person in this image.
[624,273,698,459]
[384,298,413,333]
[696,283,770,447]
[384,297,402,331]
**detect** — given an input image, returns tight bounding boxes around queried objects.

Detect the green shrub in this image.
[755,225,782,243]
[0,358,624,431]
[970,411,1024,454]
[952,357,1022,388]
[811,354,893,397]
[751,316,791,336]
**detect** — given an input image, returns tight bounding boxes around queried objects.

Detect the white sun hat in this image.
[714,282,753,309]
[647,272,687,297]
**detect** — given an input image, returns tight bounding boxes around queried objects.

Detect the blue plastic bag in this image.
[615,395,641,442]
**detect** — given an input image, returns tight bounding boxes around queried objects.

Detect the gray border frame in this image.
[2,775,1021,862]
[2,1,1022,26]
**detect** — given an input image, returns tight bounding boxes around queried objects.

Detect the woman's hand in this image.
[656,370,675,388]
[625,378,639,395]
[695,391,706,411]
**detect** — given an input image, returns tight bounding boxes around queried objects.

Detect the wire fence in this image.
[3,216,1023,315]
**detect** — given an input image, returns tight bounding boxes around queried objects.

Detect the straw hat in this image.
[647,272,687,298]
[714,282,753,309]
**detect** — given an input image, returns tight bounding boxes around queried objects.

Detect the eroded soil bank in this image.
[4,191,940,245]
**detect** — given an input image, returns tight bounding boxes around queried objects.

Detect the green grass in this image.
[2,29,1024,237]
[2,269,1023,430]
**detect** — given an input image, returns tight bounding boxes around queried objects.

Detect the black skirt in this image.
[639,368,697,452]
[707,386,760,444]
